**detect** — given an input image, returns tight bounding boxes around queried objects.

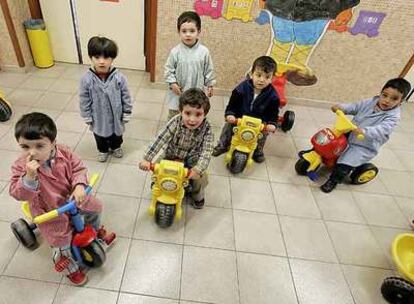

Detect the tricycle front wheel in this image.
[80,240,106,268]
[155,203,175,228]
[381,277,414,304]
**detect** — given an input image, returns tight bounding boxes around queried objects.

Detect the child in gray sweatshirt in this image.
[79,36,133,162]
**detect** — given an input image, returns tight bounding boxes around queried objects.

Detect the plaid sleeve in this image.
[192,123,214,175]
[143,118,177,162]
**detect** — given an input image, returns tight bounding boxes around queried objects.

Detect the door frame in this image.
[400,53,414,78]
[145,0,157,82]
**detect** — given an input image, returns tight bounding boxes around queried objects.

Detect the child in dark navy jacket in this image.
[212,56,280,162]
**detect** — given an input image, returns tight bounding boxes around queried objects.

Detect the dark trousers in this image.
[216,122,267,155]
[93,133,123,153]
[328,163,354,184]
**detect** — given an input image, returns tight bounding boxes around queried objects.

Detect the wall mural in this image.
[193,0,386,88]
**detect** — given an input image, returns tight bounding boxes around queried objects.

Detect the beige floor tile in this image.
[266,156,310,185]
[181,246,239,304]
[34,91,73,110]
[208,109,226,127]
[0,123,11,138]
[56,131,83,150]
[0,277,58,304]
[272,183,321,218]
[0,221,19,273]
[205,174,231,208]
[394,196,414,222]
[48,79,79,94]
[8,88,44,107]
[326,221,389,268]
[132,101,163,120]
[353,192,409,228]
[30,65,66,78]
[290,118,319,138]
[124,118,159,141]
[370,226,410,267]
[185,206,235,250]
[56,111,87,133]
[83,160,108,190]
[135,88,166,103]
[98,163,146,197]
[350,175,390,195]
[208,154,230,176]
[98,193,140,238]
[4,241,62,282]
[0,72,30,88]
[280,216,337,262]
[393,149,414,171]
[313,189,365,224]
[5,105,32,125]
[234,210,286,256]
[372,148,406,171]
[209,94,224,111]
[29,107,63,121]
[238,252,297,304]
[379,169,414,198]
[66,237,130,291]
[54,285,118,304]
[60,64,89,80]
[264,132,298,158]
[0,190,23,222]
[109,138,148,165]
[0,128,20,151]
[387,132,414,151]
[134,199,185,244]
[342,264,393,304]
[74,132,99,161]
[121,240,181,298]
[230,177,276,213]
[292,136,312,153]
[233,159,269,180]
[118,293,178,304]
[64,94,80,112]
[290,258,354,304]
[0,150,17,181]
[20,76,55,90]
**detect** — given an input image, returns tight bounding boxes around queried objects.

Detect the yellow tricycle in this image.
[381,233,414,303]
[148,160,190,228]
[225,115,266,174]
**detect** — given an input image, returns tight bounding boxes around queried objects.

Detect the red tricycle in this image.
[295,109,378,184]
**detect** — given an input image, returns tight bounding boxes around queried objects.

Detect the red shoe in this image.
[54,256,71,272]
[67,269,87,286]
[97,226,117,247]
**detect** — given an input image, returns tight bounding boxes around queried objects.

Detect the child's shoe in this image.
[97,226,117,247]
[320,179,338,193]
[67,269,88,286]
[97,152,109,162]
[112,148,123,158]
[212,146,227,157]
[191,198,205,209]
[252,152,265,163]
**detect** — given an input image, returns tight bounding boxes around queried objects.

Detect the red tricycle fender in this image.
[72,225,97,247]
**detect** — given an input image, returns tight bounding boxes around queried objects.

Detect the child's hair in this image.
[382,78,412,101]
[14,112,57,142]
[87,36,118,59]
[179,88,210,114]
[252,56,277,75]
[177,11,201,31]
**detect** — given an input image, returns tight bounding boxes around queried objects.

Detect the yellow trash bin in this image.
[24,19,54,68]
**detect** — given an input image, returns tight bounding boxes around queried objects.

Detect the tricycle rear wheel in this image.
[381,277,414,304]
[350,163,378,185]
[10,218,38,250]
[281,110,295,132]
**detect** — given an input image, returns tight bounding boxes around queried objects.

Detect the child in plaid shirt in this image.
[139,88,213,208]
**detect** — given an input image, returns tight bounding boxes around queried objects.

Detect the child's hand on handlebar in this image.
[226,115,237,124]
[353,127,364,137]
[188,170,201,180]
[265,124,276,133]
[71,184,87,208]
[138,160,151,171]
[331,105,342,113]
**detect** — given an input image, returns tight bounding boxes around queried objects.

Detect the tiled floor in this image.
[0,63,413,304]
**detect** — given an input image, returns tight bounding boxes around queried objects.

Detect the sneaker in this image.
[112,147,123,158]
[212,146,227,157]
[97,226,117,247]
[97,152,109,162]
[320,179,338,193]
[252,152,265,163]
[67,269,88,286]
[191,198,205,209]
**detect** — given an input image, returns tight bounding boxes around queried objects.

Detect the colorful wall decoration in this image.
[222,0,255,22]
[194,0,224,19]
